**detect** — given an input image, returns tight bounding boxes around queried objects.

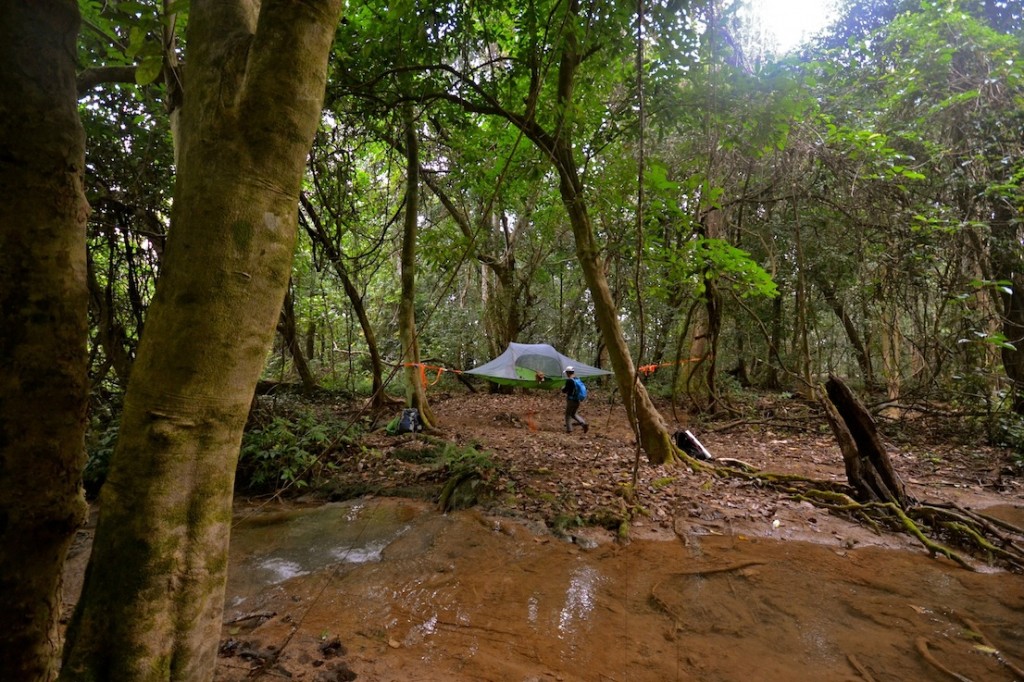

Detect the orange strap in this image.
[403,362,454,388]
[638,356,708,376]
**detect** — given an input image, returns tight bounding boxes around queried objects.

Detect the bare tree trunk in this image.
[558,174,676,463]
[812,273,874,387]
[299,194,386,408]
[60,2,343,679]
[793,203,813,399]
[0,4,90,679]
[764,290,784,389]
[881,304,901,401]
[87,251,135,385]
[279,284,318,393]
[686,210,724,412]
[398,103,436,426]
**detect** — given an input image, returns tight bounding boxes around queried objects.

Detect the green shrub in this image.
[992,411,1024,468]
[84,416,120,499]
[238,411,355,493]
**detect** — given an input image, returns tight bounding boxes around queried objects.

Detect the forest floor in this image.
[205,388,1024,681]
[64,388,1024,681]
[316,388,1023,549]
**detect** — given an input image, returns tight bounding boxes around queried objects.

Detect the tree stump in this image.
[822,376,912,507]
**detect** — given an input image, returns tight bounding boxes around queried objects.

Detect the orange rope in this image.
[637,356,707,377]
[402,362,457,388]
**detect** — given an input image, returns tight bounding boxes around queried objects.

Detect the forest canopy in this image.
[75,0,1024,423]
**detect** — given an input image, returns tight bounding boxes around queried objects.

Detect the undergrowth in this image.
[238,397,360,493]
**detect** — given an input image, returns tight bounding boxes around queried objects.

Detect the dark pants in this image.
[565,399,587,432]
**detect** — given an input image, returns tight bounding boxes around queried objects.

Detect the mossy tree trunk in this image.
[0,4,90,680]
[534,0,676,464]
[60,1,343,679]
[398,103,436,426]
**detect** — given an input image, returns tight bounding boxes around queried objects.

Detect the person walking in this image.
[562,367,589,434]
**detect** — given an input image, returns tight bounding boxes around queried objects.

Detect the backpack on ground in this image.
[397,408,423,434]
[574,377,587,401]
[674,429,712,460]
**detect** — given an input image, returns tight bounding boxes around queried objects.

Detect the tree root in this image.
[915,637,975,682]
[701,457,1024,571]
[873,502,974,569]
[669,560,767,577]
[940,521,1023,568]
[958,614,1024,679]
[649,561,767,628]
[925,503,1024,555]
[846,653,877,682]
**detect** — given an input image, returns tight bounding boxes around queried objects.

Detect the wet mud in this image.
[216,498,1024,682]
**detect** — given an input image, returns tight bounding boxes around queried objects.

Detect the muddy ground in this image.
[208,389,1024,682]
[62,388,1024,681]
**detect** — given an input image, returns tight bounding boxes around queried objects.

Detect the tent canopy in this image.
[465,342,612,389]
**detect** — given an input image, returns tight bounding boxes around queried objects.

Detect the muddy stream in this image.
[214,498,1024,682]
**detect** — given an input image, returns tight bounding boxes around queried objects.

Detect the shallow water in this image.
[218,498,1024,682]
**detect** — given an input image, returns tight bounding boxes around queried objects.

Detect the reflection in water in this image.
[558,565,601,636]
[527,595,539,626]
[225,500,422,614]
[218,499,1024,682]
[257,557,309,584]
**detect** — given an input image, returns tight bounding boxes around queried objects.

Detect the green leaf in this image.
[135,55,163,85]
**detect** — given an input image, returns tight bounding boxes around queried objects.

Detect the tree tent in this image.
[465,342,611,389]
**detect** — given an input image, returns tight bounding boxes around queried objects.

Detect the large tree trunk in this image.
[60,2,343,679]
[398,103,436,426]
[0,4,90,679]
[990,202,1024,414]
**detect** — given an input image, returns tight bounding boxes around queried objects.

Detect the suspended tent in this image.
[464,342,611,389]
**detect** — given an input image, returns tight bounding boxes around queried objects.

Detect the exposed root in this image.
[670,560,767,577]
[223,611,276,626]
[846,653,877,682]
[958,614,1024,679]
[915,637,974,682]
[701,457,1024,571]
[649,562,766,628]
[940,521,1023,568]
[927,503,1024,556]
[880,502,974,570]
[714,457,758,472]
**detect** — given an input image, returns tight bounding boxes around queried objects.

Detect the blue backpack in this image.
[573,377,587,401]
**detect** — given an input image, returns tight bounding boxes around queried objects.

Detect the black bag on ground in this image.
[674,429,713,461]
[398,408,423,434]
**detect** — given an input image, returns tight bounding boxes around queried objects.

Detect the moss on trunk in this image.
[60,2,345,679]
[0,3,90,679]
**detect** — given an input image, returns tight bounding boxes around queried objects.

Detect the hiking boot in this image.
[582,423,589,434]
[565,426,572,433]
